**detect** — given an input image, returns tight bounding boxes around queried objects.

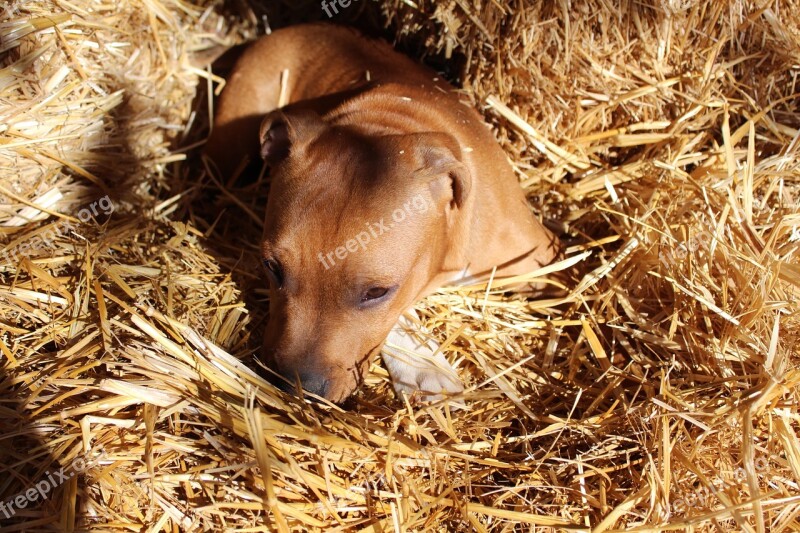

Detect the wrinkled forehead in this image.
[267,133,376,206]
[263,136,422,240]
[268,188,429,250]
[264,171,376,246]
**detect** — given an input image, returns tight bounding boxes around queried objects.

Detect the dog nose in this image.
[276,371,329,398]
[298,372,329,397]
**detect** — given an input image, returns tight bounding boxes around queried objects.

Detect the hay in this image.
[1,0,799,530]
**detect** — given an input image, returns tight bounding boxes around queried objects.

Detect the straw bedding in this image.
[1,0,799,530]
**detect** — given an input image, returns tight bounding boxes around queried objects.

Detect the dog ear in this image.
[413,133,472,209]
[259,109,327,166]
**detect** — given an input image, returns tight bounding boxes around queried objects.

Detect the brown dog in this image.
[205,24,559,403]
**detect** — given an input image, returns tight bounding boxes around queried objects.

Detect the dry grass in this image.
[1,0,799,530]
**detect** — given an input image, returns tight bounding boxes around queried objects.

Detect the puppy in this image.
[205,24,560,403]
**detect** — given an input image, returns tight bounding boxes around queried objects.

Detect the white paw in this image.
[390,364,464,403]
[382,310,464,404]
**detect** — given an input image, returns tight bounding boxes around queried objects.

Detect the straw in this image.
[1,0,798,530]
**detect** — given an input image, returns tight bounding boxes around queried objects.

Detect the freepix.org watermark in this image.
[1,194,114,265]
[321,0,360,18]
[0,448,107,520]
[317,193,432,270]
[659,224,799,268]
[670,456,770,515]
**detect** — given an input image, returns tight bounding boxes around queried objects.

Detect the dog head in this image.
[257,109,472,402]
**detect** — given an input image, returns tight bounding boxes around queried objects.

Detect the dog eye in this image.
[361,287,389,302]
[262,258,284,287]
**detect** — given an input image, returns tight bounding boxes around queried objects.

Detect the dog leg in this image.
[382,309,464,402]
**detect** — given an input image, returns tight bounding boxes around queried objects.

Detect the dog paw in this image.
[382,309,465,404]
[390,365,464,403]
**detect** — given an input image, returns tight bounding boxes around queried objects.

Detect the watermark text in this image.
[318,193,432,270]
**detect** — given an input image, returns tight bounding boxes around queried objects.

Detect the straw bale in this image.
[1,0,799,530]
